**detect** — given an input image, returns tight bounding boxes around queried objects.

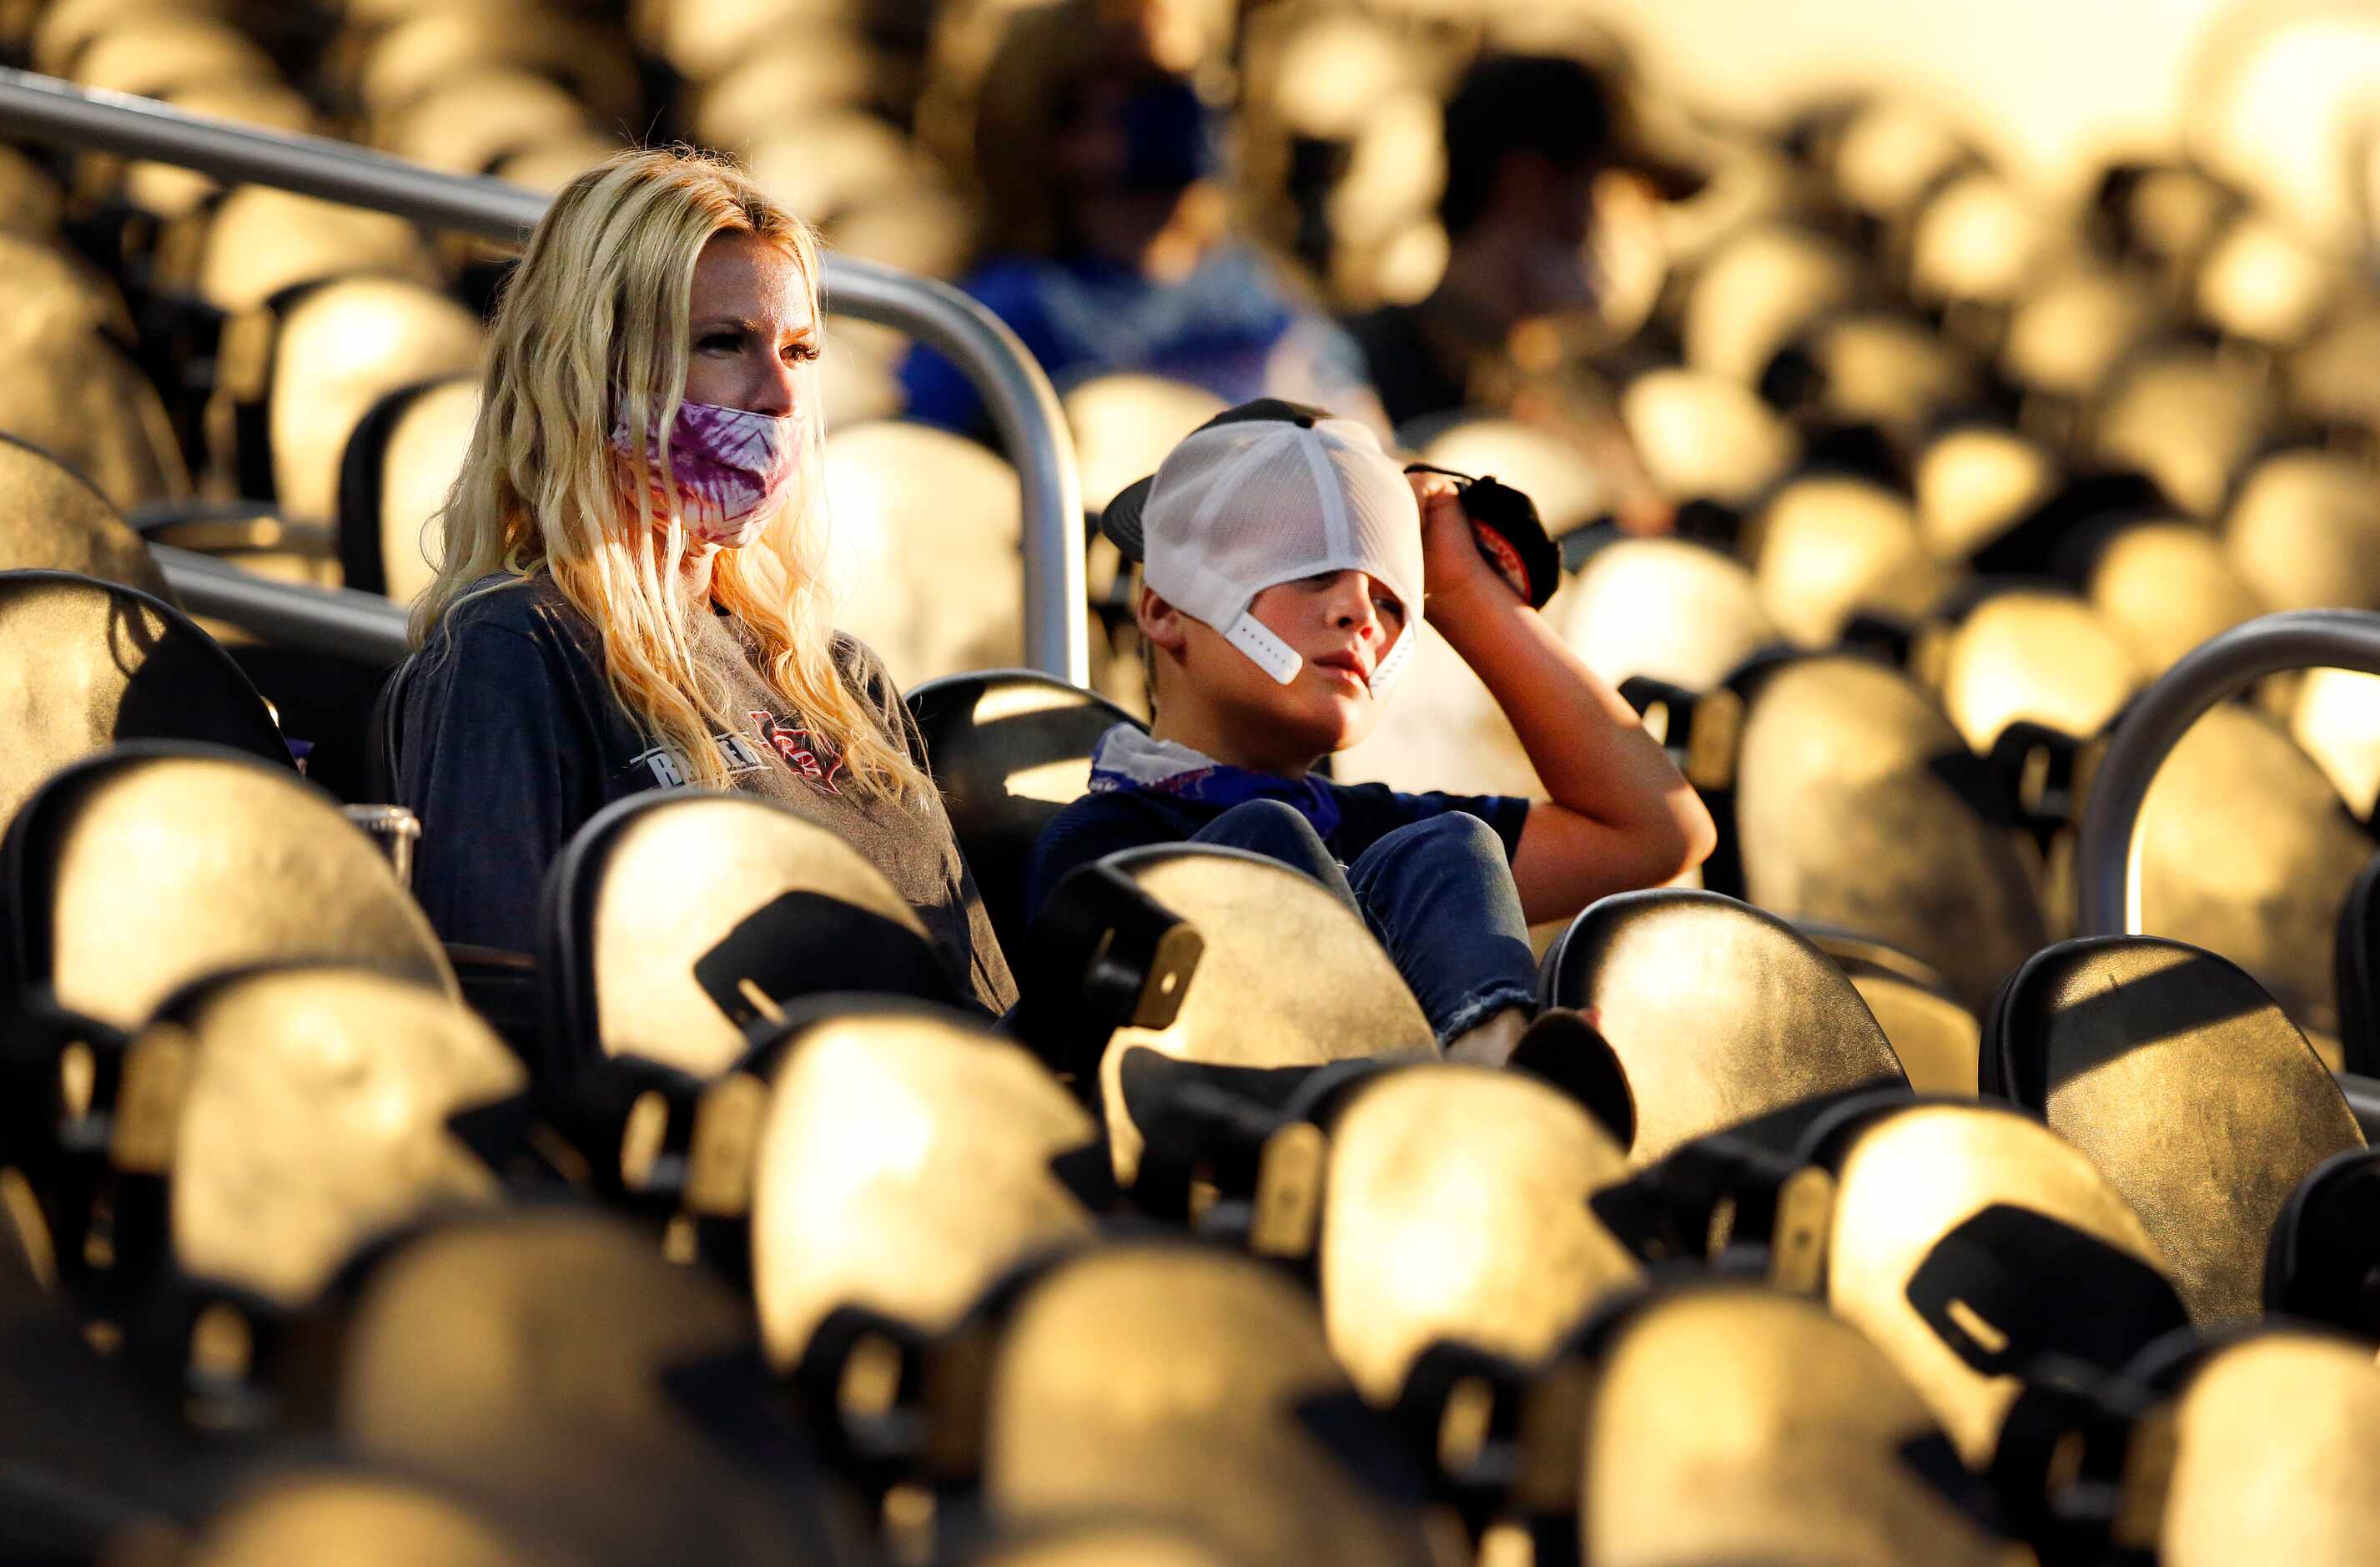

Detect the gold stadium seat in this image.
[633,0,863,83]
[375,67,598,179]
[2135,700,2369,1051]
[2195,212,2342,351]
[743,1001,1098,1373]
[1999,262,2169,408]
[2095,161,2244,287]
[965,1519,1241,1567]
[742,113,928,226]
[1064,373,1226,516]
[1552,535,1779,691]
[0,436,173,600]
[2154,1330,2380,1567]
[1417,416,1608,536]
[69,13,278,100]
[145,964,523,1309]
[1982,936,2365,1321]
[1306,1062,1638,1405]
[1769,309,1981,452]
[183,187,444,314]
[111,79,318,229]
[824,419,1024,689]
[2092,345,2277,517]
[1907,169,2049,319]
[0,572,285,830]
[1817,1098,2183,1467]
[187,1467,571,1567]
[0,145,64,239]
[1575,1285,2010,1565]
[688,33,895,150]
[335,375,476,606]
[2225,448,2380,611]
[1934,588,2141,753]
[1024,844,1433,1187]
[1749,474,1950,648]
[0,326,189,512]
[1680,221,1864,385]
[1801,927,1982,1095]
[1618,366,1802,506]
[2085,520,2267,674]
[1913,424,2061,562]
[32,0,241,78]
[1732,653,2048,1010]
[320,1207,868,1567]
[1539,889,1907,1162]
[2290,305,2380,435]
[1824,99,1978,227]
[541,792,959,1085]
[979,1243,1442,1567]
[2292,667,2380,818]
[351,7,644,128]
[0,746,453,1033]
[492,134,626,199]
[217,275,483,528]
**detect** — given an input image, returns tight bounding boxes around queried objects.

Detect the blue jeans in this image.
[1190,799,1537,1045]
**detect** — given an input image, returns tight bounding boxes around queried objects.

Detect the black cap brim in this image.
[1093,397,1335,566]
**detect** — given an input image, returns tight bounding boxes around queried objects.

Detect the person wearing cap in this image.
[1022,400,1714,1064]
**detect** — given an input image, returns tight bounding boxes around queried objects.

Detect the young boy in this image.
[1024,400,1715,1064]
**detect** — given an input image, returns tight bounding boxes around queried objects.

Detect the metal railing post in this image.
[0,68,1088,683]
[2075,609,2380,935]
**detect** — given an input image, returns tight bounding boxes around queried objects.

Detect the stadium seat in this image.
[374,67,599,179]
[1746,474,1950,647]
[68,13,278,101]
[1618,366,1804,506]
[1539,889,1907,1162]
[744,1000,1099,1375]
[2091,345,2278,517]
[1572,1284,2011,1564]
[1911,423,2062,563]
[0,254,190,510]
[0,436,174,601]
[1680,221,1864,385]
[823,419,1024,689]
[1727,652,2047,1010]
[0,572,288,829]
[1064,373,1227,516]
[1814,1096,2185,1465]
[314,1207,869,1567]
[1761,309,1982,456]
[2263,1145,2380,1332]
[157,963,525,1310]
[1998,263,2169,410]
[1931,587,2140,753]
[182,187,443,314]
[2149,1329,2380,1566]
[687,33,894,150]
[904,668,1141,964]
[2083,519,2267,674]
[1821,99,1980,229]
[1020,844,1432,1187]
[1906,169,2049,325]
[1552,534,1779,691]
[184,1465,573,1567]
[1800,927,1981,1094]
[2134,701,2370,1051]
[1299,1061,1638,1407]
[975,1242,1442,1567]
[1416,416,1608,537]
[1981,935,2366,1321]
[2195,212,2342,350]
[2225,447,2380,611]
[213,275,483,528]
[2290,304,2380,438]
[335,375,475,604]
[2292,668,2380,819]
[0,144,64,239]
[350,7,644,128]
[538,791,956,1086]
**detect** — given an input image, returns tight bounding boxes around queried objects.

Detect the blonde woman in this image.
[400,148,1017,1015]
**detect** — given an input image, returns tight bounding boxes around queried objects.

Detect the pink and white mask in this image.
[611,399,803,549]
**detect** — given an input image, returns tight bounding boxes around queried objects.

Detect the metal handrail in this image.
[2075,608,2380,935]
[0,68,1089,682]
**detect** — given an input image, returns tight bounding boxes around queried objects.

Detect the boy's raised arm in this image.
[1411,473,1717,924]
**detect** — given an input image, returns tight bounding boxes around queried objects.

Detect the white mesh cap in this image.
[1105,401,1423,689]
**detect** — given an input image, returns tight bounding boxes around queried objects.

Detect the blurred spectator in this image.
[902,0,1371,436]
[1344,53,1697,432]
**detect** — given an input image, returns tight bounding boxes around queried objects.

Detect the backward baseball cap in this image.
[1099,400,1424,690]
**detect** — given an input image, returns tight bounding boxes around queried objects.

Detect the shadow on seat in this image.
[1980,935,2365,1321]
[1539,889,1908,1164]
[904,668,1141,965]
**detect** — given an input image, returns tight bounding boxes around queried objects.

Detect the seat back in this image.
[1913,424,2060,562]
[1540,889,1907,1163]
[541,791,953,1082]
[1733,652,2046,1010]
[162,964,524,1308]
[984,1243,1441,1567]
[2137,701,2371,1047]
[1059,845,1437,1184]
[2092,345,2276,516]
[903,669,1140,961]
[1822,1101,2183,1466]
[187,1466,570,1567]
[0,570,289,829]
[1749,474,1950,648]
[2225,448,2380,612]
[1552,535,1779,692]
[1804,925,1984,1094]
[2086,521,2267,676]
[0,436,173,601]
[336,375,475,605]
[1317,1063,1638,1404]
[1618,366,1804,506]
[748,1000,1098,1373]
[1581,1285,2009,1566]
[1982,936,2365,1320]
[1935,587,2141,753]
[1063,372,1225,514]
[2158,1331,2380,1566]
[2,745,451,1030]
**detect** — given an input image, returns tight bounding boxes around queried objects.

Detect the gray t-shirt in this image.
[400,572,1018,1016]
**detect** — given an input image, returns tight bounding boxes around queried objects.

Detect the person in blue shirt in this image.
[1024,399,1715,1066]
[901,0,1367,435]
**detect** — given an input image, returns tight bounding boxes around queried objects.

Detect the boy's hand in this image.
[1409,468,1521,628]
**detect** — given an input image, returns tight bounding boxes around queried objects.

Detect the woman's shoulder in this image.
[434,572,593,652]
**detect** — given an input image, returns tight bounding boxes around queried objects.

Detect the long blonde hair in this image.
[412,145,930,804]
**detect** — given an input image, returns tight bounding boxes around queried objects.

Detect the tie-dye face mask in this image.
[611,399,803,549]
